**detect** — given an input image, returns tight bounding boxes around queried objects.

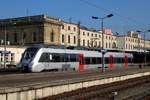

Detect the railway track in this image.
[40,75,150,100]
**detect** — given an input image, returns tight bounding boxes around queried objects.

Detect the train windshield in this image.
[22,47,39,60]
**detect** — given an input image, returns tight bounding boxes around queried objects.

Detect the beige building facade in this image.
[117,31,150,50]
[0,14,150,50]
[1,15,150,65]
[0,15,62,46]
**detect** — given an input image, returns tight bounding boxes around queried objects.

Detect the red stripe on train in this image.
[124,55,128,68]
[79,54,84,71]
[109,55,113,70]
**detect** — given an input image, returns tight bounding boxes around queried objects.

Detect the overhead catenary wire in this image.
[79,0,146,30]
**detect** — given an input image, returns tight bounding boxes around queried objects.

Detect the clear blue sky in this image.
[0,0,150,37]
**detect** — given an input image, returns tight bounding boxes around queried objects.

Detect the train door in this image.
[79,54,84,71]
[124,55,128,69]
[109,55,113,70]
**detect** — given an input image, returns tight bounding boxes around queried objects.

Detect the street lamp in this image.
[92,14,113,72]
[4,28,7,68]
[136,30,150,66]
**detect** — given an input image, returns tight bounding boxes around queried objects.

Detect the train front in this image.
[17,47,39,72]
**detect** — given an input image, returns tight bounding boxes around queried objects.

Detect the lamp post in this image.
[77,21,81,47]
[4,28,6,68]
[92,14,113,72]
[136,30,150,66]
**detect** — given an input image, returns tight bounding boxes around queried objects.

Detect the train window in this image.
[117,58,122,63]
[128,58,133,63]
[91,57,97,64]
[96,58,101,64]
[65,54,70,62]
[105,57,109,64]
[52,53,61,62]
[49,54,52,61]
[70,54,78,62]
[85,57,91,64]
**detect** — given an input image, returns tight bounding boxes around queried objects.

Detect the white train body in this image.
[18,46,133,72]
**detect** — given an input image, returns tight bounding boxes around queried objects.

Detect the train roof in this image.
[39,47,133,58]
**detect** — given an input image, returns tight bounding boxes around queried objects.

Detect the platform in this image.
[0,67,150,100]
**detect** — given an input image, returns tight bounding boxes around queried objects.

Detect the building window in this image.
[14,33,17,43]
[62,25,64,29]
[95,41,97,47]
[74,27,76,31]
[87,33,89,36]
[32,32,36,42]
[62,34,64,43]
[50,31,54,42]
[68,26,71,30]
[109,43,111,48]
[83,39,85,46]
[83,32,85,35]
[99,35,101,38]
[91,33,93,37]
[88,40,90,47]
[68,35,70,43]
[95,34,97,37]
[106,42,107,48]
[74,36,76,44]
[99,41,101,47]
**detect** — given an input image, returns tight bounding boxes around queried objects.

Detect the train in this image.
[17,45,135,72]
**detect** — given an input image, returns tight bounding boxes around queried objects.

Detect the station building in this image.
[0,14,150,65]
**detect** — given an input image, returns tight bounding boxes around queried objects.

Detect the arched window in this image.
[62,25,64,29]
[83,39,85,46]
[50,31,54,42]
[68,26,70,30]
[106,42,107,48]
[74,36,76,44]
[87,40,90,47]
[73,27,76,31]
[95,41,97,47]
[68,35,70,43]
[112,42,117,48]
[32,32,36,42]
[62,34,64,43]
[14,33,17,43]
[99,41,101,47]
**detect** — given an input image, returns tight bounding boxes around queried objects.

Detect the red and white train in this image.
[17,45,133,72]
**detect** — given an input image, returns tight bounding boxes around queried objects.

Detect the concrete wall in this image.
[0,71,149,100]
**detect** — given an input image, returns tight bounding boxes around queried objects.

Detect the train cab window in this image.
[39,53,50,62]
